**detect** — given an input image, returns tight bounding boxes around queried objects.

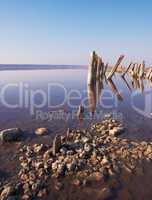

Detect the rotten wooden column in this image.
[130,63,135,76]
[107,55,125,79]
[96,56,102,80]
[146,68,152,79]
[102,63,108,77]
[87,51,97,85]
[149,71,152,80]
[134,63,139,77]
[139,61,145,78]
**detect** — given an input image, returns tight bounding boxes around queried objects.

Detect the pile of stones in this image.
[1,114,152,199]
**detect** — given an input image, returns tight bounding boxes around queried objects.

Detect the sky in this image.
[0,0,152,66]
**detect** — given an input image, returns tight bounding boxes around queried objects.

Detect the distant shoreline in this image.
[0,64,87,71]
[0,64,150,72]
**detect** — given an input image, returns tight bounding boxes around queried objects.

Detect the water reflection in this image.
[121,76,132,92]
[87,74,151,115]
[131,77,144,92]
[0,68,152,139]
[107,78,123,101]
[87,77,104,116]
[87,76,123,116]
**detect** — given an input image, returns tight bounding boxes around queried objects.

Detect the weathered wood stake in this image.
[107,55,125,79]
[122,62,132,77]
[87,51,97,85]
[139,61,145,78]
[96,57,102,80]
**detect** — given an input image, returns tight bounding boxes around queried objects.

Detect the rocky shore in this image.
[1,114,152,200]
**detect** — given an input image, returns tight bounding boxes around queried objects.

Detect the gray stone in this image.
[0,128,23,142]
[35,128,49,136]
[0,185,15,200]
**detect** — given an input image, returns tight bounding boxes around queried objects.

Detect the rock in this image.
[54,181,63,191]
[0,128,23,142]
[101,156,109,165]
[109,127,124,136]
[66,159,77,172]
[144,145,152,156]
[104,114,112,119]
[60,147,68,155]
[52,135,61,156]
[37,188,47,198]
[82,136,90,143]
[98,187,113,200]
[0,185,15,200]
[52,161,58,171]
[57,163,66,177]
[84,143,92,153]
[35,128,49,136]
[33,144,46,153]
[72,179,81,187]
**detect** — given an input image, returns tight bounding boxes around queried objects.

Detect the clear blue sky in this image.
[0,0,152,65]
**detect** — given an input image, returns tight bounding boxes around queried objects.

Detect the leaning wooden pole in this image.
[122,62,132,77]
[107,55,125,79]
[146,68,152,79]
[149,71,152,80]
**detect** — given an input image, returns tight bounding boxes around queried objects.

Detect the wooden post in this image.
[87,51,97,85]
[130,63,135,76]
[139,61,145,78]
[103,63,108,76]
[122,62,132,77]
[107,55,125,79]
[134,63,139,77]
[137,64,141,76]
[149,71,152,80]
[96,56,102,80]
[100,61,104,78]
[146,68,152,79]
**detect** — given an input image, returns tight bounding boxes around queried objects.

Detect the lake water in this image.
[0,66,152,140]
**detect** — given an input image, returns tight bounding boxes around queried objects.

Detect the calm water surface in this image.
[0,66,152,140]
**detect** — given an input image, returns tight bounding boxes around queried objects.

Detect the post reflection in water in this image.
[121,75,132,92]
[87,78,103,116]
[131,77,144,92]
[87,84,97,116]
[148,80,152,88]
[87,74,152,116]
[107,79,123,101]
